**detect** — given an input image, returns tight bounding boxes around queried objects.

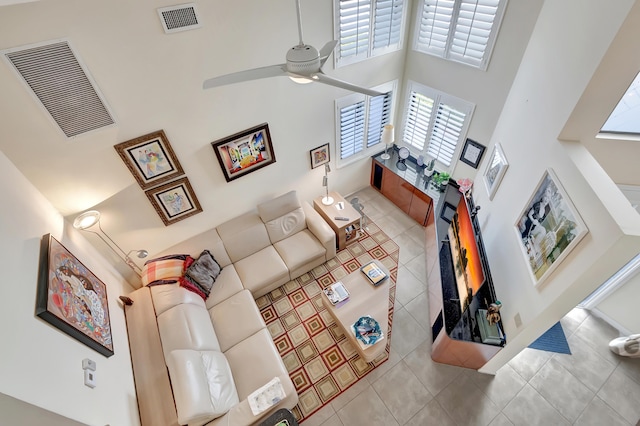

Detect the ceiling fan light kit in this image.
[202,0,382,97]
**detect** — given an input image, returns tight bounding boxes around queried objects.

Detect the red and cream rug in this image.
[255,220,399,422]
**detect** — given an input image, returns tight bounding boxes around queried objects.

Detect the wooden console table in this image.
[313,192,360,250]
[370,149,439,226]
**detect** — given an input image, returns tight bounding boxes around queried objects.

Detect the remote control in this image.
[334,216,349,221]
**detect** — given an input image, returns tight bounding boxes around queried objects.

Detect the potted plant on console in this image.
[432,172,451,192]
[423,158,436,177]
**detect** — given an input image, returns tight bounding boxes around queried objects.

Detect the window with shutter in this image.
[402,82,474,169]
[335,82,395,166]
[413,0,506,70]
[336,0,406,67]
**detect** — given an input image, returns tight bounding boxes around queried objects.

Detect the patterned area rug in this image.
[255,220,399,423]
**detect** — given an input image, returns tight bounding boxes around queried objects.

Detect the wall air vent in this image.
[157,3,201,34]
[3,40,115,138]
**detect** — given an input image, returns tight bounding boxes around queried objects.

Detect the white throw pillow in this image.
[167,349,240,425]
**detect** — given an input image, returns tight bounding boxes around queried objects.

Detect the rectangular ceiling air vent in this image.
[3,40,115,138]
[157,3,201,34]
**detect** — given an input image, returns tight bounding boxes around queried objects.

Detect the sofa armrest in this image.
[302,202,336,259]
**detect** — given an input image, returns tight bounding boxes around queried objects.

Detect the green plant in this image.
[433,172,450,186]
[425,158,435,171]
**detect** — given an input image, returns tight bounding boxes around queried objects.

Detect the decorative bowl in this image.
[352,316,382,345]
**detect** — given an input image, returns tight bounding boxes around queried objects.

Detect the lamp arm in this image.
[84,226,143,274]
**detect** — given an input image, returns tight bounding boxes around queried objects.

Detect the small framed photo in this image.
[514,169,588,286]
[145,177,203,226]
[114,130,184,190]
[211,123,276,182]
[310,143,330,169]
[459,138,486,169]
[483,143,509,200]
[440,201,457,223]
[36,234,114,357]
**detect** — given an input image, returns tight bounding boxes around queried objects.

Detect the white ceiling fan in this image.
[202,0,383,97]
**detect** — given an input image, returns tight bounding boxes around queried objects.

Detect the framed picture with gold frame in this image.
[114,130,184,190]
[145,177,203,226]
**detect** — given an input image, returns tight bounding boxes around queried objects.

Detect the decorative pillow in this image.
[181,250,222,299]
[141,254,190,286]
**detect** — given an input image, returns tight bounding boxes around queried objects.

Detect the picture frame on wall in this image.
[483,143,509,200]
[211,123,276,182]
[459,138,486,169]
[114,130,185,190]
[145,177,203,226]
[440,201,457,223]
[36,234,114,357]
[514,169,588,286]
[310,143,330,169]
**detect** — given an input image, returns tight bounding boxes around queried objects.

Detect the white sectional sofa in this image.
[124,191,336,425]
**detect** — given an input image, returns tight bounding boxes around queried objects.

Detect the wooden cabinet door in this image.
[382,170,412,212]
[408,188,433,226]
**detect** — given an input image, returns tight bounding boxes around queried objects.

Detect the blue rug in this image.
[528,322,571,354]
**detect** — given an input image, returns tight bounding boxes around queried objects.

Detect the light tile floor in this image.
[302,187,640,426]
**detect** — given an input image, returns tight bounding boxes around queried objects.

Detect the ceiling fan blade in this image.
[319,40,338,67]
[312,73,385,97]
[203,64,287,90]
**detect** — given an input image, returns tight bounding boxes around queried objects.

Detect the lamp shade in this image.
[381,124,394,145]
[73,210,101,230]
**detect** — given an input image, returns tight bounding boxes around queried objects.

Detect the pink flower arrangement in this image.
[457,178,473,194]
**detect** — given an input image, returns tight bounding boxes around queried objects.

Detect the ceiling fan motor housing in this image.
[286,44,320,74]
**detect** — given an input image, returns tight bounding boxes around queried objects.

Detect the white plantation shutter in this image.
[373,0,404,50]
[416,0,454,56]
[427,103,467,166]
[336,0,405,65]
[340,100,366,159]
[367,92,392,147]
[403,91,434,151]
[402,82,474,169]
[339,0,371,60]
[414,0,506,70]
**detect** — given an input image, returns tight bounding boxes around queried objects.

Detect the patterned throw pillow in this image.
[180,250,222,299]
[141,254,190,286]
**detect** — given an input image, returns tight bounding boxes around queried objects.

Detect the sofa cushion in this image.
[183,249,222,299]
[263,208,307,244]
[273,229,327,278]
[205,265,244,310]
[209,290,266,352]
[157,304,220,361]
[257,190,301,222]
[167,349,240,425]
[150,283,206,316]
[216,212,272,263]
[224,328,296,403]
[153,228,233,268]
[233,246,289,297]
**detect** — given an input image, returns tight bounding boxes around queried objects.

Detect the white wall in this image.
[0,149,139,425]
[475,0,640,373]
[596,274,640,334]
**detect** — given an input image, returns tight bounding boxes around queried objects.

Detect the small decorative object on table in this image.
[248,377,286,416]
[457,178,474,197]
[360,261,388,286]
[424,158,435,177]
[352,316,384,346]
[431,172,451,192]
[323,281,350,305]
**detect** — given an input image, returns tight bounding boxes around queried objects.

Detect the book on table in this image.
[323,281,349,305]
[360,261,388,286]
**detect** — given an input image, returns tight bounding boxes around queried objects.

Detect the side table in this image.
[313,191,361,250]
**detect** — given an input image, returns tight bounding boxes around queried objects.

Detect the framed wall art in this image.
[483,143,509,200]
[310,143,330,169]
[440,201,457,223]
[459,138,486,169]
[514,169,588,286]
[114,130,184,190]
[145,177,203,226]
[36,234,114,357]
[211,123,276,182]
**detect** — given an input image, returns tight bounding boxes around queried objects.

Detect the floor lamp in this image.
[73,210,148,275]
[322,163,334,205]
